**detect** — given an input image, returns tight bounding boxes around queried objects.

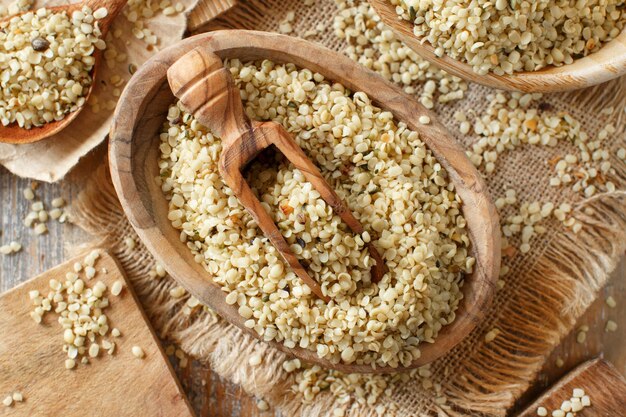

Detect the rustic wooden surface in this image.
[0,251,194,417]
[0,154,624,416]
[368,0,626,93]
[518,358,626,417]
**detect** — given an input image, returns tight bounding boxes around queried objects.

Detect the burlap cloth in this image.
[67,0,626,416]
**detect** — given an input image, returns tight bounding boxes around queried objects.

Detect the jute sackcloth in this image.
[70,0,626,415]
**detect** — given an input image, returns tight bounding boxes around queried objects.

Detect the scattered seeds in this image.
[110,280,124,296]
[484,328,500,343]
[169,286,186,298]
[131,345,145,359]
[605,320,618,332]
[606,296,616,308]
[124,237,136,251]
[257,399,269,411]
[65,358,76,370]
[248,354,262,366]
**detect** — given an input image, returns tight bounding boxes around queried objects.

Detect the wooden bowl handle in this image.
[166,47,251,142]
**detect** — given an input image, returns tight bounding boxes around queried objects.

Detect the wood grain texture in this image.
[188,0,237,32]
[0,251,194,417]
[368,0,626,93]
[0,0,128,145]
[108,30,501,373]
[518,358,626,417]
[0,154,624,416]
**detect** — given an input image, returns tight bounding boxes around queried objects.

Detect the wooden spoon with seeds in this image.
[369,0,626,93]
[0,0,128,144]
[167,47,387,302]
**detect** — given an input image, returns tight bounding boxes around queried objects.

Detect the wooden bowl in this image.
[369,0,626,93]
[109,30,501,373]
[0,0,128,144]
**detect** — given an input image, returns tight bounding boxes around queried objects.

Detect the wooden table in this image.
[0,147,624,416]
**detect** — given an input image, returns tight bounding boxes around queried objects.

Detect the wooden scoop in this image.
[167,47,386,302]
[0,0,127,144]
[369,0,626,93]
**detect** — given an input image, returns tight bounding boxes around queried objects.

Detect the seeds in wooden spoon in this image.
[0,6,107,128]
[157,59,473,368]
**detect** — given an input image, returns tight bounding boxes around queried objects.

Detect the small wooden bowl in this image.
[0,0,128,144]
[109,30,501,373]
[369,0,626,93]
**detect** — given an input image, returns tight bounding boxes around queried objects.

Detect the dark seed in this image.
[31,37,49,52]
[128,63,137,75]
[296,237,306,248]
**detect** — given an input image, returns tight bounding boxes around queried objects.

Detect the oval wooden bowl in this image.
[369,0,626,93]
[109,30,501,373]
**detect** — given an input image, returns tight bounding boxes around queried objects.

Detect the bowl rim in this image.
[109,29,501,373]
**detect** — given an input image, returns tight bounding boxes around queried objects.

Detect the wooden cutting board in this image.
[519,358,626,416]
[0,251,194,417]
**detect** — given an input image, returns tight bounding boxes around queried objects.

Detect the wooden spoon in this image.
[369,0,626,93]
[0,0,127,144]
[109,30,500,373]
[167,47,387,302]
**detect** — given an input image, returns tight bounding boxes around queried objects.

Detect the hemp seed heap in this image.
[22,185,69,235]
[158,59,474,368]
[29,250,123,369]
[0,6,107,128]
[392,0,626,75]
